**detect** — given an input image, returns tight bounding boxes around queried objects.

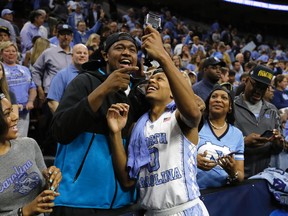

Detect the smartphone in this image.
[226,151,238,156]
[145,12,161,30]
[218,151,238,159]
[260,130,274,138]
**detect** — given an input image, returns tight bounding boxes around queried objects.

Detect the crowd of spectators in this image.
[0,0,288,215]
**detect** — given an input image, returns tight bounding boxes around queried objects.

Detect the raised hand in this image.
[107,103,130,133]
[104,67,138,93]
[142,25,169,62]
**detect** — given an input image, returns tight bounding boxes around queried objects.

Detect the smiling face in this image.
[72,44,89,68]
[1,98,18,140]
[209,90,231,117]
[104,40,137,73]
[1,44,18,65]
[145,72,172,104]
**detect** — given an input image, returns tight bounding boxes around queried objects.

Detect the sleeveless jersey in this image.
[137,111,200,210]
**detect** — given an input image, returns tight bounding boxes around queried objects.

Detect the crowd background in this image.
[0,0,288,215]
[0,0,288,192]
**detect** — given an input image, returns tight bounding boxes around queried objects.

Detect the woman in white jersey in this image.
[106,25,209,216]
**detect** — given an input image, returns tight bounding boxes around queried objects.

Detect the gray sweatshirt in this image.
[234,95,283,178]
[0,137,46,216]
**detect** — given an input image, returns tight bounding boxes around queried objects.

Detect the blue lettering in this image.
[159,133,168,144]
[138,177,144,188]
[152,134,158,145]
[174,167,182,179]
[149,175,155,187]
[138,167,182,188]
[144,176,149,188]
[145,133,168,148]
[0,160,33,193]
[165,169,174,182]
[154,174,163,185]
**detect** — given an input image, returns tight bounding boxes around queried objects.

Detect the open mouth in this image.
[119,59,132,67]
[146,85,157,93]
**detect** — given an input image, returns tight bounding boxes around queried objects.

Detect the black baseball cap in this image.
[203,57,226,68]
[0,26,10,35]
[57,24,73,34]
[249,65,273,86]
[104,32,137,52]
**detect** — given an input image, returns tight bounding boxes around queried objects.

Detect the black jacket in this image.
[51,61,149,144]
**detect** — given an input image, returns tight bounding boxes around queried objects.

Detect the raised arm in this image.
[51,66,138,144]
[107,103,136,188]
[142,25,201,129]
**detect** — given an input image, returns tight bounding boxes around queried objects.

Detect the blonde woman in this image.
[0,41,37,137]
[23,37,50,68]
[0,61,20,120]
[85,33,100,56]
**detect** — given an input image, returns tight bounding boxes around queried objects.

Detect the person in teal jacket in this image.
[50,32,148,216]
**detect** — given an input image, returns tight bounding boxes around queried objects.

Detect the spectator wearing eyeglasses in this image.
[192,57,226,101]
[234,65,284,178]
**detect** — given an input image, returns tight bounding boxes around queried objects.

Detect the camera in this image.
[145,12,161,30]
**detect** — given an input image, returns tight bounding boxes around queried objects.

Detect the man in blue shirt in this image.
[20,9,47,54]
[68,8,104,44]
[47,43,89,112]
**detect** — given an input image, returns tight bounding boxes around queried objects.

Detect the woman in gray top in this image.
[0,93,62,216]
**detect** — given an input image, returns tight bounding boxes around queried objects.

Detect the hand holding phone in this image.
[260,130,274,138]
[145,12,161,30]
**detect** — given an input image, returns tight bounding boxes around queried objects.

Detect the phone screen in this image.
[145,12,161,29]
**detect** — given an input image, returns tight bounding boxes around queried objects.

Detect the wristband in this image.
[227,171,239,184]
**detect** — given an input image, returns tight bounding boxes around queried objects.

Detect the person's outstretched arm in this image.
[107,103,136,188]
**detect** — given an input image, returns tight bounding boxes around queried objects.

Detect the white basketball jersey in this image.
[137,111,200,210]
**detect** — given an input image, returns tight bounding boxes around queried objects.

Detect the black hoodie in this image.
[51,60,149,144]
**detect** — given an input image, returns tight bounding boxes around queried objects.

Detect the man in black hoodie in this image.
[50,32,147,215]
